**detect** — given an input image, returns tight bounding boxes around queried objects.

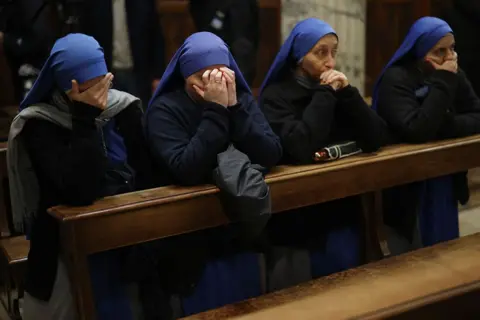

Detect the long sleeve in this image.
[261,86,337,164]
[377,67,458,143]
[23,102,107,206]
[115,101,155,190]
[146,98,230,185]
[438,70,480,139]
[336,85,387,152]
[229,94,282,168]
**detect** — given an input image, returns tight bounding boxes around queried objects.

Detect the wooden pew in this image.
[49,134,480,319]
[0,142,10,237]
[184,232,480,320]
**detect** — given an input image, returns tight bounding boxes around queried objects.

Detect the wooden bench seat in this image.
[184,233,480,320]
[0,235,29,319]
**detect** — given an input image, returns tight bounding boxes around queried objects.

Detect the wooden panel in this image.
[183,233,480,320]
[0,48,15,108]
[254,3,281,89]
[157,1,196,66]
[366,0,433,96]
[50,135,480,254]
[0,144,10,237]
[156,0,281,92]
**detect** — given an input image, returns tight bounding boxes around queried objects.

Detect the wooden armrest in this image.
[184,233,480,319]
[0,236,29,265]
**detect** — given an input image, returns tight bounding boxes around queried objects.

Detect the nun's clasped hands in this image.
[320,70,349,91]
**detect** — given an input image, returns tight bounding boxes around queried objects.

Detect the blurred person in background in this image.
[0,0,59,102]
[189,0,259,86]
[80,0,165,105]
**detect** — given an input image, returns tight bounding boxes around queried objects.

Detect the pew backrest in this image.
[48,135,480,255]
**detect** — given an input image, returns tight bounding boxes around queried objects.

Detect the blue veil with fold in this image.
[372,17,458,246]
[259,18,336,95]
[149,31,250,107]
[20,33,127,164]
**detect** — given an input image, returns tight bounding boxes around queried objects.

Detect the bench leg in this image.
[361,191,391,262]
[373,191,391,258]
[12,264,25,319]
[6,270,12,314]
[61,223,96,320]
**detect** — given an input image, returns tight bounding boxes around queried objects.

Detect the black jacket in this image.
[23,98,153,301]
[80,0,165,103]
[260,77,387,164]
[376,65,480,144]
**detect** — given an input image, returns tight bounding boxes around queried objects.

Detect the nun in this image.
[145,32,282,315]
[372,17,480,253]
[8,34,153,319]
[258,18,387,286]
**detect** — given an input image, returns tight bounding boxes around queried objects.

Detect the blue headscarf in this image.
[20,33,126,163]
[149,32,250,107]
[372,17,453,110]
[20,33,108,110]
[259,18,337,95]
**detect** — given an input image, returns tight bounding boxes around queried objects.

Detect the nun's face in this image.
[424,34,456,65]
[185,64,226,101]
[299,34,338,79]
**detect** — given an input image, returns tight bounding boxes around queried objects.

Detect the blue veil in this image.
[149,31,250,107]
[259,18,336,95]
[372,17,458,247]
[21,33,127,163]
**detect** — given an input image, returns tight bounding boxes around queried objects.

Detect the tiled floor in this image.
[0,295,10,320]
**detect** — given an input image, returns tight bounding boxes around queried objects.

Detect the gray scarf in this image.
[7,89,138,233]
